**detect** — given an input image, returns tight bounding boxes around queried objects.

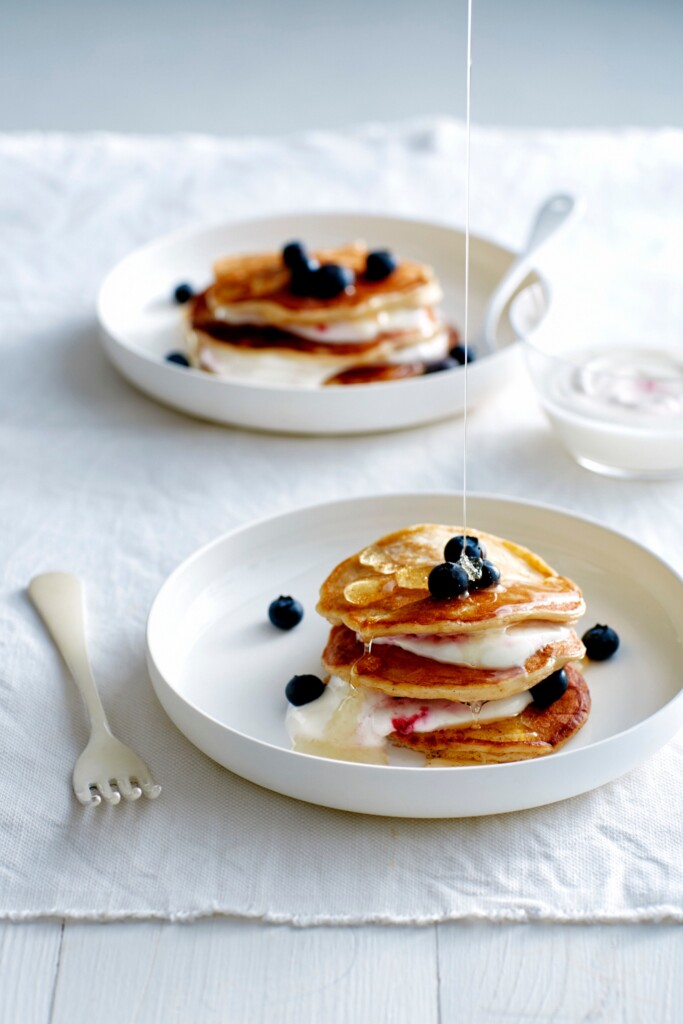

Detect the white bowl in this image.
[98,212,549,435]
[512,285,683,479]
[146,492,683,818]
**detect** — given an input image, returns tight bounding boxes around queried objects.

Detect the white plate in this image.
[97,213,549,435]
[146,493,683,818]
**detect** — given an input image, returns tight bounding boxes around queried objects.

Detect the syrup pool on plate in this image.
[525,341,683,478]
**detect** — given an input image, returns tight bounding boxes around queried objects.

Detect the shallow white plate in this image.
[146,493,683,818]
[98,213,548,435]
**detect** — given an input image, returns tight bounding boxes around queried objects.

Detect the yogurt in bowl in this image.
[513,285,683,478]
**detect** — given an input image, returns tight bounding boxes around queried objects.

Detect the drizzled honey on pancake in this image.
[184,242,456,387]
[317,525,585,638]
[286,523,590,766]
[322,622,585,703]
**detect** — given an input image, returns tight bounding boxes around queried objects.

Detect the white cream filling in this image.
[194,328,450,388]
[211,305,436,344]
[197,344,332,388]
[286,675,533,755]
[287,675,351,743]
[387,330,450,365]
[370,623,573,669]
[287,308,436,344]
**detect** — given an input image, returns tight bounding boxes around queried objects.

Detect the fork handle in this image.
[29,573,110,732]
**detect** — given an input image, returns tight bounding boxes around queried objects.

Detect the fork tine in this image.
[134,769,162,799]
[75,784,101,806]
[96,780,121,805]
[117,777,142,801]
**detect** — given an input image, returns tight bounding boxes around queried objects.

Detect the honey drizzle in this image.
[469,698,483,729]
[461,0,474,552]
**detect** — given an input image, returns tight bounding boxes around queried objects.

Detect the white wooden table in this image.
[2,919,681,1021]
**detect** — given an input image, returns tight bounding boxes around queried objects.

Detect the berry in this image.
[173,283,194,304]
[582,624,620,661]
[365,250,398,281]
[428,562,469,600]
[423,357,458,375]
[268,595,304,630]
[310,263,355,300]
[450,344,476,365]
[444,535,486,561]
[165,351,190,367]
[289,258,320,296]
[282,241,309,269]
[530,668,568,709]
[285,674,326,706]
[468,559,501,591]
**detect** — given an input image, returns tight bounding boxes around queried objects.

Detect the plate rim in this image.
[97,210,550,396]
[146,489,683,778]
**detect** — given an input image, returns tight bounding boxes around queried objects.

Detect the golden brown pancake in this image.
[317,524,585,639]
[322,623,586,702]
[301,523,591,767]
[389,663,591,765]
[207,242,441,324]
[185,242,452,384]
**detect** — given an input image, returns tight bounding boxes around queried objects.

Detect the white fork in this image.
[29,572,162,806]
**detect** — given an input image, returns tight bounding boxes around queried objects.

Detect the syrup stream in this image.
[462,0,473,545]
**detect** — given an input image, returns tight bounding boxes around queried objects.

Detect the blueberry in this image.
[450,344,476,365]
[423,357,458,375]
[310,263,355,300]
[428,562,469,600]
[444,535,486,562]
[582,624,620,661]
[282,241,309,270]
[365,250,399,282]
[468,559,501,591]
[268,595,304,630]
[530,668,569,709]
[165,351,190,367]
[289,258,320,296]
[173,283,194,304]
[285,674,326,706]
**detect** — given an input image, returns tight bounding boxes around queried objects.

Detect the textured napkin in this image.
[1,120,682,923]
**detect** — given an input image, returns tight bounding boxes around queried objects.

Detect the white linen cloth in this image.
[1,120,682,924]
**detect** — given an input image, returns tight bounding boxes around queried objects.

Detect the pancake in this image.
[317,524,585,639]
[187,322,450,386]
[389,663,591,765]
[207,242,442,325]
[189,293,446,356]
[185,242,452,386]
[322,622,586,702]
[187,291,451,385]
[287,662,590,767]
[288,522,591,768]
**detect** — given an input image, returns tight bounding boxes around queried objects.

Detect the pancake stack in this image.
[185,242,453,387]
[288,524,590,766]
